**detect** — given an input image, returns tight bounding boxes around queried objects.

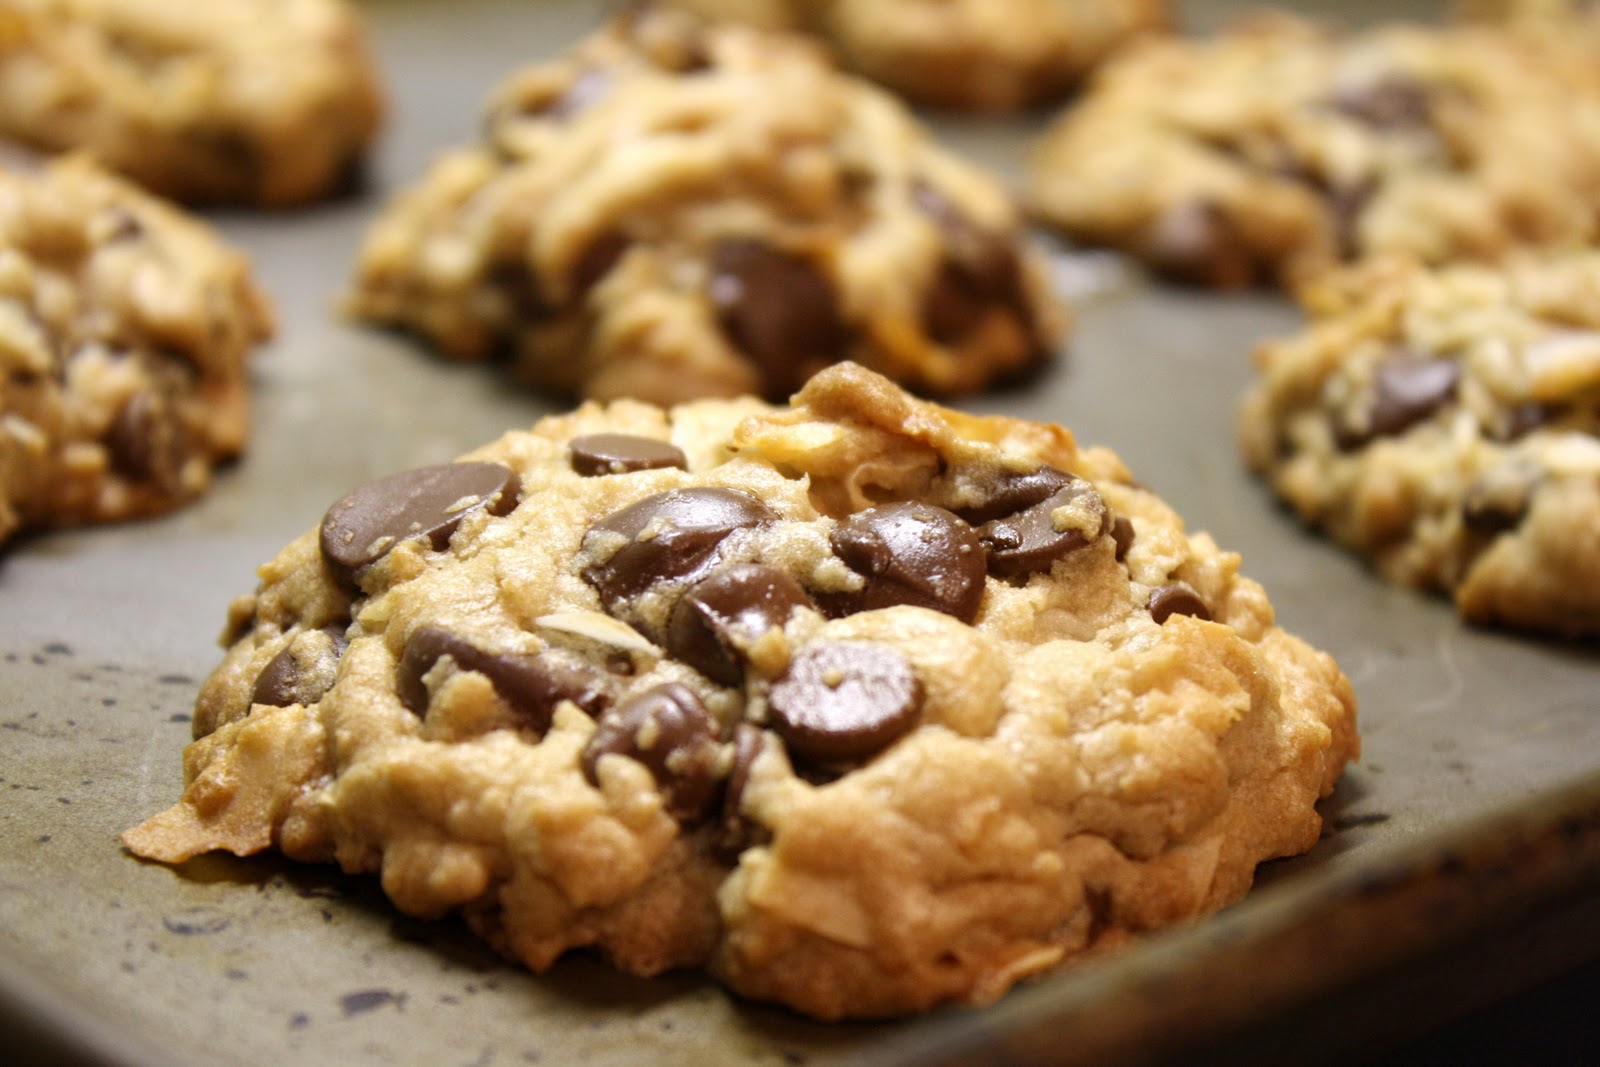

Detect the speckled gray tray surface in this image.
[3,1,1598,1065]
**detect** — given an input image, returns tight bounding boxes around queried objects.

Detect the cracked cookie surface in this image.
[0,156,272,547]
[1024,13,1600,288]
[1242,253,1600,639]
[658,0,1169,111]
[125,362,1356,1019]
[0,0,383,206]
[347,10,1062,405]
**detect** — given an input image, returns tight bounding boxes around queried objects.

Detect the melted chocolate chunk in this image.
[767,641,921,764]
[320,463,521,585]
[714,723,770,860]
[398,626,610,730]
[825,503,985,623]
[568,433,687,476]
[582,683,723,821]
[1368,356,1461,438]
[978,482,1110,579]
[952,465,1075,525]
[249,626,349,709]
[667,563,814,685]
[911,180,1029,344]
[581,487,776,611]
[1147,583,1212,624]
[1331,76,1432,131]
[1111,515,1136,563]
[708,239,850,400]
[106,392,185,493]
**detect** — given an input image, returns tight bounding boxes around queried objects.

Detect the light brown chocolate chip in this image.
[319,463,521,585]
[581,487,776,612]
[667,563,814,685]
[582,683,723,821]
[397,626,611,731]
[825,503,985,623]
[978,481,1110,579]
[708,239,850,400]
[250,625,349,708]
[568,433,687,477]
[1148,583,1212,624]
[767,641,922,764]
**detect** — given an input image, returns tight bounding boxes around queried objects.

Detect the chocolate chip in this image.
[106,392,184,493]
[824,503,985,623]
[910,180,1030,345]
[1331,76,1432,131]
[1338,355,1461,449]
[1148,583,1211,624]
[951,465,1075,525]
[1141,200,1256,288]
[319,462,521,585]
[571,231,629,294]
[582,683,723,821]
[1461,468,1540,537]
[767,641,921,764]
[397,626,610,730]
[978,482,1110,579]
[581,487,776,612]
[250,626,348,708]
[568,434,687,477]
[1494,401,1559,442]
[1111,515,1135,563]
[666,563,814,685]
[708,239,850,400]
[714,723,770,860]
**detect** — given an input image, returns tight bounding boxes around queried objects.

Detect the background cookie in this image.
[347,10,1063,405]
[125,363,1357,1020]
[1024,13,1600,288]
[0,0,384,206]
[0,156,272,547]
[659,0,1170,112]
[1241,253,1600,638]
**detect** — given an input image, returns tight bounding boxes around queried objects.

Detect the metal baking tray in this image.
[3,2,1596,1065]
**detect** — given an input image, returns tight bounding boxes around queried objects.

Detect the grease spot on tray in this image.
[339,988,407,1017]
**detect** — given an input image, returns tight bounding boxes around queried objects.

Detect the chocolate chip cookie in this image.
[659,0,1170,111]
[0,0,383,206]
[124,362,1357,1019]
[1241,254,1600,639]
[1024,13,1600,288]
[346,10,1062,405]
[0,156,272,548]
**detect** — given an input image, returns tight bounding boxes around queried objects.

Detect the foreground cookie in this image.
[1024,14,1600,288]
[0,0,383,206]
[124,363,1357,1019]
[659,0,1169,111]
[1241,254,1600,639]
[0,157,272,547]
[348,11,1061,404]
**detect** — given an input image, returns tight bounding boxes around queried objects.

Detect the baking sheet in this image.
[2,1,1597,1065]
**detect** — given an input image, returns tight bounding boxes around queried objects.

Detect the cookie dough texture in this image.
[1025,14,1600,289]
[659,0,1170,111]
[125,363,1357,1020]
[0,0,383,206]
[1242,254,1600,639]
[0,157,272,546]
[347,11,1062,405]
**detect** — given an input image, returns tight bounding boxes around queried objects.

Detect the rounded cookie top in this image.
[1024,13,1600,288]
[348,9,1062,405]
[1241,253,1600,639]
[660,0,1170,112]
[124,363,1356,1020]
[0,156,273,546]
[0,0,384,206]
